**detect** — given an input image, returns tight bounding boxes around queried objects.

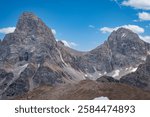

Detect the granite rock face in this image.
[120,55,150,90]
[96,76,119,83]
[76,28,150,79]
[0,12,80,99]
[0,69,14,97]
[0,12,150,99]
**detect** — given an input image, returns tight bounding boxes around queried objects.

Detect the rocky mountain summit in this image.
[0,12,150,99]
[0,12,84,99]
[76,28,150,79]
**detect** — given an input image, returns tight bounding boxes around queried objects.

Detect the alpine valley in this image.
[0,12,150,100]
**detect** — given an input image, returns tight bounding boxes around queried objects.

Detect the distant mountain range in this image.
[0,12,150,99]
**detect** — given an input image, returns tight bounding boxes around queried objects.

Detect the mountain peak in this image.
[21,12,38,19]
[15,12,54,37]
[16,12,39,31]
[19,12,39,22]
[13,12,56,45]
[116,27,134,33]
[108,27,140,43]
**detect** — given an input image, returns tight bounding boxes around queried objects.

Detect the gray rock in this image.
[0,12,66,99]
[96,76,119,83]
[1,12,150,99]
[120,55,150,90]
[33,66,64,86]
[78,28,150,74]
[1,64,35,99]
[1,77,29,99]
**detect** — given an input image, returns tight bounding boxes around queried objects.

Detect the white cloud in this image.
[51,29,56,35]
[89,25,95,28]
[122,0,150,10]
[0,27,16,34]
[139,35,150,43]
[138,12,150,21]
[100,25,144,34]
[70,42,77,47]
[100,27,115,33]
[133,19,139,22]
[53,28,77,48]
[61,40,77,48]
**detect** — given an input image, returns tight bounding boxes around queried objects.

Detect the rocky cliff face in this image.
[0,12,84,99]
[120,55,150,90]
[76,28,150,79]
[0,12,150,99]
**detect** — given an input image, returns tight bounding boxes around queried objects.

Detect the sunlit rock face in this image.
[76,28,150,79]
[0,12,76,99]
[0,12,150,99]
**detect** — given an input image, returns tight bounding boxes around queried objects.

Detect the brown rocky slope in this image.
[16,80,150,100]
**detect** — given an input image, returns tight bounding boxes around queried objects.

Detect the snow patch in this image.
[93,66,97,72]
[121,33,126,38]
[132,47,136,50]
[31,47,36,52]
[131,67,137,72]
[14,64,29,76]
[85,74,88,77]
[141,56,146,61]
[56,48,68,66]
[125,68,128,70]
[99,73,102,76]
[37,64,40,68]
[32,35,35,38]
[125,67,137,72]
[112,70,120,77]
[93,96,109,100]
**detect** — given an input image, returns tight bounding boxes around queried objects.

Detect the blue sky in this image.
[0,0,150,51]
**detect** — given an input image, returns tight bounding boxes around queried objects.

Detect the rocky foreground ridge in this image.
[0,12,150,99]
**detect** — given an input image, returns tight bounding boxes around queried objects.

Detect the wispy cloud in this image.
[139,35,150,43]
[122,0,150,10]
[53,29,77,48]
[89,25,95,28]
[51,29,56,35]
[0,27,16,34]
[61,40,77,48]
[100,25,144,34]
[138,12,150,21]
